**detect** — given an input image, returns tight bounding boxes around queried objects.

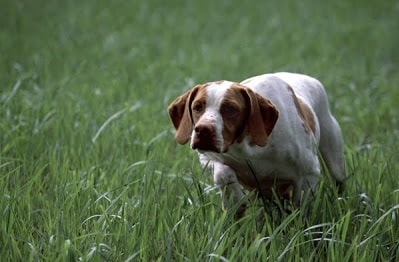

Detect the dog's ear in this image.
[240,87,279,146]
[167,85,201,144]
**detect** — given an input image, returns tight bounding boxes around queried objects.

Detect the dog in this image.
[168,72,345,217]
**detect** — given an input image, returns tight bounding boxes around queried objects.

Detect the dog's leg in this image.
[292,173,320,206]
[213,163,246,218]
[318,116,346,191]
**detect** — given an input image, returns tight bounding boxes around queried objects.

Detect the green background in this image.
[1,0,398,260]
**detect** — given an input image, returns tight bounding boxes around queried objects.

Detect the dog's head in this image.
[168,81,279,153]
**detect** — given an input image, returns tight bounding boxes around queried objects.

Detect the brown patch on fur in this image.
[168,83,210,144]
[231,83,279,147]
[220,86,250,150]
[219,83,279,149]
[190,86,209,123]
[286,85,316,134]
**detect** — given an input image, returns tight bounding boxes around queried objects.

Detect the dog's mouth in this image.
[191,135,221,153]
[190,120,230,153]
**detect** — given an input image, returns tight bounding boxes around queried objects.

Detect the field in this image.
[1,0,399,261]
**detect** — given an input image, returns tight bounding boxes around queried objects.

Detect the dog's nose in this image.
[194,125,210,135]
[194,124,212,137]
[192,123,220,152]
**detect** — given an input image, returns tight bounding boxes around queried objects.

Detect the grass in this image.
[1,0,399,260]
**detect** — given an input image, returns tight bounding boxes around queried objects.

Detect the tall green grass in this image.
[1,0,398,260]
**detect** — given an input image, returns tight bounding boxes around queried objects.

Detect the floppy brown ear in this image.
[241,88,279,146]
[167,86,200,144]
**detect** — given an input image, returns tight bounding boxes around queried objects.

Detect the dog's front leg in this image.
[213,163,246,218]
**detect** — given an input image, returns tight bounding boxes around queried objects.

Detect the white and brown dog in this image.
[168,72,345,216]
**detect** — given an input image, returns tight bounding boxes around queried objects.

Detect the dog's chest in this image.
[207,151,295,197]
[202,143,293,178]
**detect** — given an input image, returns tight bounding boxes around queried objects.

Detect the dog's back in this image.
[242,72,346,186]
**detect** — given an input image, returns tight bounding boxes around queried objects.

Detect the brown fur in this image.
[286,85,316,134]
[168,84,208,144]
[219,86,250,149]
[232,83,279,146]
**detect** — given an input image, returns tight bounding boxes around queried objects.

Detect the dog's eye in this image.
[221,103,239,117]
[192,103,204,113]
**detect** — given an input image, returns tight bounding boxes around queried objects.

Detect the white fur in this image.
[190,81,234,152]
[197,73,345,209]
